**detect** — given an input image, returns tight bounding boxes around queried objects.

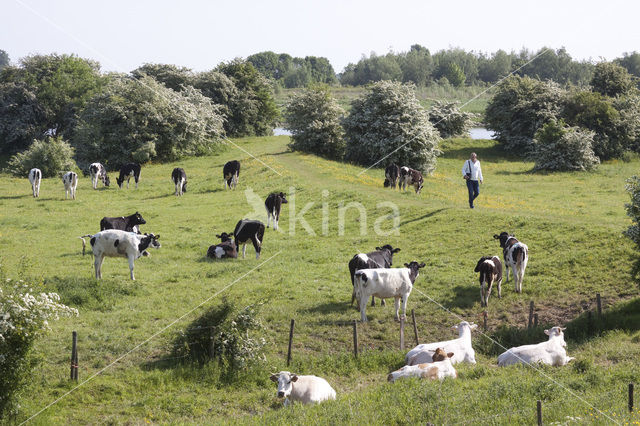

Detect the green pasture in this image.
[1,136,639,424]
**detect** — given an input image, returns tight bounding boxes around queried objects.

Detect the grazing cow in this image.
[265,192,287,230]
[62,171,78,200]
[388,349,457,382]
[171,168,187,196]
[475,256,503,307]
[234,219,265,259]
[223,160,240,190]
[399,166,424,194]
[100,212,146,234]
[28,168,41,197]
[498,326,575,367]
[89,162,110,189]
[79,230,160,280]
[116,163,141,189]
[270,371,336,406]
[406,321,478,365]
[384,164,400,189]
[493,232,529,293]
[348,245,401,307]
[354,261,425,322]
[207,232,238,259]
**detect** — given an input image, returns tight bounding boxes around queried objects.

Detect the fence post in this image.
[528,301,534,329]
[596,293,602,316]
[352,320,358,358]
[400,316,405,351]
[286,319,295,367]
[537,400,542,425]
[411,309,419,346]
[70,331,78,381]
[630,383,635,413]
[534,313,539,328]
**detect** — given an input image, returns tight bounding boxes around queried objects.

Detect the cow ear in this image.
[215,234,221,238]
[404,263,410,268]
[493,234,499,239]
[375,247,382,251]
[447,352,454,358]
[270,374,279,382]
[560,327,566,331]
[451,325,459,331]
[419,262,425,268]
[155,235,160,240]
[291,374,298,382]
[392,248,401,253]
[544,329,551,336]
[469,323,478,330]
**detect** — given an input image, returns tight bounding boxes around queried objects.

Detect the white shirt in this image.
[462,159,483,182]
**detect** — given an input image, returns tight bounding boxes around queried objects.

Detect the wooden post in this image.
[537,400,542,426]
[528,301,534,329]
[630,383,634,413]
[411,309,419,346]
[400,316,405,351]
[534,313,539,328]
[352,320,358,358]
[596,293,602,316]
[286,319,295,367]
[70,331,78,381]
[483,310,488,331]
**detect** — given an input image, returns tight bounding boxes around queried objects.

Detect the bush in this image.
[532,120,599,171]
[0,81,46,155]
[284,85,345,159]
[590,62,635,97]
[0,278,78,417]
[343,81,441,173]
[7,136,77,177]
[428,100,475,138]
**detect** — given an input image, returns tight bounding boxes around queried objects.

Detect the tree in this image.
[192,70,238,122]
[131,63,193,91]
[7,136,77,177]
[284,85,345,159]
[532,120,599,171]
[478,50,512,83]
[399,44,433,86]
[590,62,634,97]
[339,52,402,86]
[0,81,46,154]
[440,62,466,87]
[0,49,9,70]
[343,81,441,173]
[428,101,475,138]
[615,51,640,80]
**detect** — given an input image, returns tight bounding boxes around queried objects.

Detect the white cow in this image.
[28,168,41,197]
[388,348,457,382]
[79,230,161,280]
[62,171,78,200]
[354,261,425,322]
[406,321,478,365]
[270,371,336,406]
[89,162,110,189]
[498,326,575,367]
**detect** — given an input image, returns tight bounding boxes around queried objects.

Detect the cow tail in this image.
[79,234,92,256]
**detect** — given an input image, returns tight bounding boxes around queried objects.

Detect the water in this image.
[469,127,495,140]
[273,127,292,136]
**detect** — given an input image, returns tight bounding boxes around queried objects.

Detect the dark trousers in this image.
[466,179,479,207]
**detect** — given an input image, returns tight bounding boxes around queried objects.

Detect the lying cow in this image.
[79,230,161,280]
[171,167,187,196]
[234,219,265,259]
[354,261,425,322]
[406,321,478,365]
[493,231,529,293]
[498,326,575,367]
[384,164,400,189]
[265,192,287,230]
[387,348,457,382]
[223,160,240,190]
[62,171,78,200]
[28,168,41,197]
[89,162,110,189]
[348,245,401,307]
[270,371,336,406]
[207,232,238,259]
[475,256,503,307]
[116,162,141,189]
[399,166,424,194]
[100,212,146,234]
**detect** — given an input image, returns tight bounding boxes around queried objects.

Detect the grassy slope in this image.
[1,136,639,424]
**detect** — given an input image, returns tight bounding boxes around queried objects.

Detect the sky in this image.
[2,0,639,74]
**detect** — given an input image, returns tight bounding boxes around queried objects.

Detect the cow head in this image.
[278,192,288,203]
[451,321,478,336]
[116,176,124,188]
[104,174,111,187]
[493,232,513,248]
[414,174,424,194]
[148,233,161,249]
[429,347,454,362]
[474,256,494,273]
[216,232,233,242]
[544,326,566,338]
[383,178,391,188]
[182,182,187,193]
[376,245,401,266]
[270,371,298,399]
[404,261,426,283]
[133,212,146,225]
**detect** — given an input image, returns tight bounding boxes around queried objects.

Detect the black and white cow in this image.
[28,168,41,197]
[234,219,265,259]
[474,256,503,307]
[493,232,529,294]
[100,212,146,234]
[79,230,160,280]
[116,163,141,189]
[207,232,238,259]
[223,160,240,190]
[384,164,400,189]
[89,162,110,189]
[399,167,424,194]
[265,192,287,230]
[62,171,78,200]
[348,245,401,307]
[171,168,187,196]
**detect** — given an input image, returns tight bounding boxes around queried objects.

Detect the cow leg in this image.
[497,277,502,299]
[242,244,246,258]
[252,235,261,259]
[360,296,368,322]
[94,255,104,279]
[128,256,135,280]
[486,280,493,306]
[401,295,408,320]
[393,297,400,321]
[135,177,138,189]
[266,209,271,228]
[274,209,279,231]
[504,263,510,282]
[480,281,486,307]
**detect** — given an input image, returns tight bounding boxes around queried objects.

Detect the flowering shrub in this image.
[532,120,600,171]
[428,100,475,138]
[0,279,78,417]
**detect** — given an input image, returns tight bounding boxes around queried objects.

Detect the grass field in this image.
[1,135,640,424]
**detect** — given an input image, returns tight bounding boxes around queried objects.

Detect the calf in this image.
[384,164,400,189]
[207,232,238,259]
[171,167,187,196]
[100,211,146,234]
[405,321,478,365]
[223,160,240,190]
[89,162,110,189]
[388,349,457,382]
[116,163,141,189]
[265,192,287,230]
[399,166,424,194]
[28,168,41,197]
[475,256,503,307]
[498,326,575,367]
[62,171,78,200]
[234,219,265,259]
[348,245,401,307]
[354,261,425,322]
[79,230,161,280]
[493,231,529,293]
[270,371,336,406]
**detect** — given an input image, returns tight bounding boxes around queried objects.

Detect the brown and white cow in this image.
[474,256,503,307]
[399,167,423,194]
[207,232,238,259]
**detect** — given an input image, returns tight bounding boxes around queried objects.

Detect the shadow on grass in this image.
[44,276,139,311]
[143,193,175,200]
[442,284,477,309]
[400,208,449,227]
[264,150,290,157]
[0,194,29,200]
[198,187,224,195]
[303,301,349,315]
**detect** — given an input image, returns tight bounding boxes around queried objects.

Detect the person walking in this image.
[462,152,483,208]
